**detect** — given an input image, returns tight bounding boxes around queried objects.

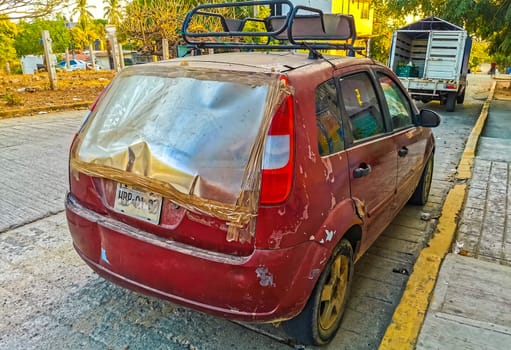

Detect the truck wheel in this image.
[457,89,466,104]
[446,92,456,112]
[409,155,434,205]
[282,239,354,346]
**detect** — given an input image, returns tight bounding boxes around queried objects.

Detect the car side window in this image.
[315,79,344,156]
[377,73,413,130]
[339,73,384,141]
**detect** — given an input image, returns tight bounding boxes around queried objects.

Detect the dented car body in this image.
[66,1,440,346]
[66,53,438,341]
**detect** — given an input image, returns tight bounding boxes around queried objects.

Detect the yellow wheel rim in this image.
[319,254,349,331]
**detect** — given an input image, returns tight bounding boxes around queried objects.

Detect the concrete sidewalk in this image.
[417,82,511,349]
[417,254,511,349]
[380,78,511,349]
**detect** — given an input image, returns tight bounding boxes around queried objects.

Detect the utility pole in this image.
[42,30,57,90]
[105,25,121,72]
[88,44,96,70]
[118,43,125,69]
[162,39,169,60]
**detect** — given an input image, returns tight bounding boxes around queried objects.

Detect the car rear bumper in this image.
[65,193,327,322]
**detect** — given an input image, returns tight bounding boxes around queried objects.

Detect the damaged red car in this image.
[66,1,440,345]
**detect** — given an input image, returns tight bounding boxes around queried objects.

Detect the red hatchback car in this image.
[66,1,440,345]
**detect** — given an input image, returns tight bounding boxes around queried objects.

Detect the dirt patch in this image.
[466,74,493,101]
[494,79,511,100]
[0,70,115,118]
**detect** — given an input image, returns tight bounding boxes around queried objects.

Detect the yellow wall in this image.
[332,0,374,38]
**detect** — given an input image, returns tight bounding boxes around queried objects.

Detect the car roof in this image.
[130,51,376,75]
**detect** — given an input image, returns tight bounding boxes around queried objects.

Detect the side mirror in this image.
[417,109,441,127]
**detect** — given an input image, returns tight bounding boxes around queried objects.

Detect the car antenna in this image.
[302,42,335,68]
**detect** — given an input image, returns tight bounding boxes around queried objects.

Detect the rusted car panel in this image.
[66,2,440,346]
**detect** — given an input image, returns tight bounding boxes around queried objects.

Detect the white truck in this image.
[388,17,472,112]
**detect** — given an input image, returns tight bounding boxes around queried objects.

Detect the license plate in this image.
[114,183,163,223]
[414,82,432,89]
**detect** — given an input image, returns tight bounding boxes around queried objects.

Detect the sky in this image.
[87,0,105,19]
[64,0,106,20]
[7,0,106,20]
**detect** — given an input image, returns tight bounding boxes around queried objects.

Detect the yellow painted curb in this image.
[458,81,496,179]
[378,81,496,350]
[379,185,465,349]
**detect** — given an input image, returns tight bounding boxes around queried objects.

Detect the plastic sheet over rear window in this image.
[70,64,290,242]
[79,73,268,203]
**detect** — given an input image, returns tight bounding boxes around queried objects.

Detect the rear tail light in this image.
[260,90,294,205]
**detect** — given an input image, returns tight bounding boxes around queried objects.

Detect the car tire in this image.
[446,92,456,112]
[282,239,354,346]
[456,88,465,104]
[409,155,434,205]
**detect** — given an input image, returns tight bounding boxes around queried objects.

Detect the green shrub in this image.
[3,92,22,106]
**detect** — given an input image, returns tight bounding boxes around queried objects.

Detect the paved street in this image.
[0,111,82,232]
[0,76,491,349]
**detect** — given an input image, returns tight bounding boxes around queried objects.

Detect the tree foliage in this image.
[120,0,243,55]
[104,0,123,26]
[68,1,106,49]
[0,16,17,68]
[386,0,511,57]
[0,0,67,20]
[14,17,71,56]
[470,39,491,70]
[72,0,95,29]
[70,19,105,49]
[369,0,406,63]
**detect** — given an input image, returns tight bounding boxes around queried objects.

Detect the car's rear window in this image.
[77,68,271,204]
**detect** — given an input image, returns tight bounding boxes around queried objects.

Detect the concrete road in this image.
[0,75,491,350]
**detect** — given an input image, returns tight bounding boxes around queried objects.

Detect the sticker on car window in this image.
[355,88,363,106]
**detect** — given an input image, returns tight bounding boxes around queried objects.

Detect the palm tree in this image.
[104,0,123,27]
[72,0,95,29]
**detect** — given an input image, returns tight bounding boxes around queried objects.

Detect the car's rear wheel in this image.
[409,155,434,205]
[282,239,354,346]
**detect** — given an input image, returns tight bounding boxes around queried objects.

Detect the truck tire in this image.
[456,89,465,104]
[446,92,456,112]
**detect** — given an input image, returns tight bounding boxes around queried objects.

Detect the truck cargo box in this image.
[389,17,472,112]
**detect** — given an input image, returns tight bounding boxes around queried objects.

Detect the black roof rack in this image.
[181,0,363,54]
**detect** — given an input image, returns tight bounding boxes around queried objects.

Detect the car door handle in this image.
[353,163,372,178]
[398,147,409,157]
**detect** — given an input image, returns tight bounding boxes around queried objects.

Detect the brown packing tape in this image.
[225,77,293,242]
[70,65,293,243]
[70,158,255,225]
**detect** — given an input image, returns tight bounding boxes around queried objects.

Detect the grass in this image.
[2,92,22,106]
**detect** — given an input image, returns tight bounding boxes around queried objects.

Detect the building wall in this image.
[289,0,374,38]
[290,0,332,13]
[332,0,374,38]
